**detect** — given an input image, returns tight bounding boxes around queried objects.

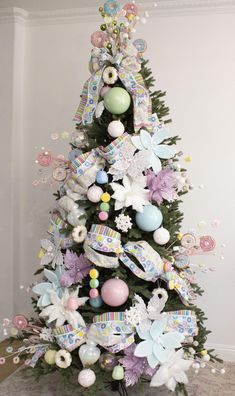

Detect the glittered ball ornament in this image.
[153,227,170,245]
[87,185,103,203]
[135,205,163,232]
[78,368,96,388]
[101,278,129,307]
[99,353,118,372]
[104,87,131,115]
[107,120,125,138]
[96,170,108,184]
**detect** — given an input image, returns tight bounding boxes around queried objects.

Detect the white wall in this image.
[0,3,235,359]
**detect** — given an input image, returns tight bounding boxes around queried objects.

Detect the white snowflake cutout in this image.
[40,231,63,268]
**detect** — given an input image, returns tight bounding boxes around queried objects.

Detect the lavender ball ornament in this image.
[101,278,129,307]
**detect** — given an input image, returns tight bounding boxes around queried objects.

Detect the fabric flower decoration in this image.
[132,127,175,174]
[39,287,88,328]
[39,231,63,268]
[109,140,150,181]
[91,31,108,48]
[104,0,122,16]
[32,267,64,307]
[119,344,156,387]
[60,251,92,288]
[110,175,150,213]
[146,168,178,205]
[150,349,192,391]
[134,317,184,368]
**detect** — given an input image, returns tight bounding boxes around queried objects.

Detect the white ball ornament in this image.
[87,185,103,203]
[153,227,170,245]
[78,368,96,388]
[107,120,125,138]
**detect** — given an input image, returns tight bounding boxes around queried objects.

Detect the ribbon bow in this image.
[84,225,192,305]
[74,47,152,132]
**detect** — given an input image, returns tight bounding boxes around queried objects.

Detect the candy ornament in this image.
[96,170,108,184]
[44,350,57,365]
[135,205,163,232]
[78,368,96,388]
[104,87,131,115]
[98,211,109,221]
[87,185,103,203]
[107,120,125,138]
[72,225,87,243]
[79,340,101,367]
[89,296,103,308]
[101,192,111,203]
[100,202,109,212]
[153,227,170,245]
[112,365,125,380]
[101,278,129,307]
[103,66,118,85]
[55,350,72,369]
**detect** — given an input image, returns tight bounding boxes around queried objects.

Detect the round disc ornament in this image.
[200,235,216,252]
[174,253,190,270]
[52,167,67,182]
[133,39,147,54]
[104,87,131,115]
[181,233,196,249]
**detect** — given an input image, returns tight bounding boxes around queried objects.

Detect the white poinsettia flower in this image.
[110,175,150,213]
[150,349,193,391]
[39,287,88,328]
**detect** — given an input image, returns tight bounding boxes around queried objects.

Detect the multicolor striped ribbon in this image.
[97,133,129,165]
[53,324,86,352]
[166,310,198,337]
[70,149,105,188]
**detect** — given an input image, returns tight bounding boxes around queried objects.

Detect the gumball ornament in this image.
[98,211,109,221]
[136,205,163,232]
[87,185,103,203]
[153,227,170,245]
[101,278,129,307]
[104,87,131,115]
[78,368,96,388]
[96,170,108,184]
[89,296,103,308]
[44,350,57,365]
[107,120,125,138]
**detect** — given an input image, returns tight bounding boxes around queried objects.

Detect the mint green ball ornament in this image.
[104,87,131,115]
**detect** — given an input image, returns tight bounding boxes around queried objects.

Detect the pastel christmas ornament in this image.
[100,202,110,212]
[89,269,99,279]
[135,205,163,232]
[90,279,99,288]
[78,368,96,388]
[100,85,111,98]
[98,211,109,221]
[89,289,99,298]
[112,365,125,380]
[89,296,103,308]
[87,185,103,203]
[99,353,118,371]
[96,170,108,184]
[101,278,129,307]
[108,120,125,138]
[79,340,101,367]
[101,192,111,203]
[153,227,170,245]
[44,350,57,365]
[104,87,131,115]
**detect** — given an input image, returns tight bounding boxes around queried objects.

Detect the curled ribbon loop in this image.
[166,310,198,337]
[53,324,86,351]
[84,225,192,305]
[74,48,151,132]
[91,312,135,353]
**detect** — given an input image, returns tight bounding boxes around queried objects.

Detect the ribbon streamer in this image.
[166,310,198,337]
[70,149,105,189]
[74,47,151,132]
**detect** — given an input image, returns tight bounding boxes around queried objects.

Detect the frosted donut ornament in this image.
[103,66,118,85]
[72,225,87,243]
[181,233,196,249]
[55,350,72,369]
[199,235,216,252]
[174,253,190,270]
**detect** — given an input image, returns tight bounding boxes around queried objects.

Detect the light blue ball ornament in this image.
[135,205,163,232]
[96,170,108,185]
[104,87,131,115]
[89,296,103,308]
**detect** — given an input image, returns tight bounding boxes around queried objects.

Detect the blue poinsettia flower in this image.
[104,0,122,16]
[132,126,175,174]
[134,316,184,369]
[32,267,64,307]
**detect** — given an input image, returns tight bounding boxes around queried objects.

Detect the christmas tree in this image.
[2,1,224,395]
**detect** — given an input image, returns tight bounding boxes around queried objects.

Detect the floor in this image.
[0,362,234,396]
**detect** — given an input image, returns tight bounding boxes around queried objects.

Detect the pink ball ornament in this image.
[100,86,111,98]
[101,278,129,307]
[98,211,109,221]
[87,185,103,203]
[67,297,79,311]
[107,120,125,138]
[89,289,99,299]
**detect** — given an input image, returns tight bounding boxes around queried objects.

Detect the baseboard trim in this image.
[206,343,235,362]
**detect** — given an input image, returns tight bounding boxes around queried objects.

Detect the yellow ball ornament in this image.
[101,192,111,203]
[201,349,208,356]
[44,350,57,365]
[89,269,99,279]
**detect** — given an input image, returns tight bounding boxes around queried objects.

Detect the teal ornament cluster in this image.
[135,205,163,232]
[104,87,131,115]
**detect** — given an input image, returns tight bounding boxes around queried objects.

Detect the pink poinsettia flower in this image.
[91,31,108,48]
[60,251,91,287]
[146,168,178,205]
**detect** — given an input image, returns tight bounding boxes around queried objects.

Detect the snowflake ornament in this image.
[40,231,63,268]
[115,213,133,233]
[39,327,54,342]
[110,175,150,213]
[132,127,175,174]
